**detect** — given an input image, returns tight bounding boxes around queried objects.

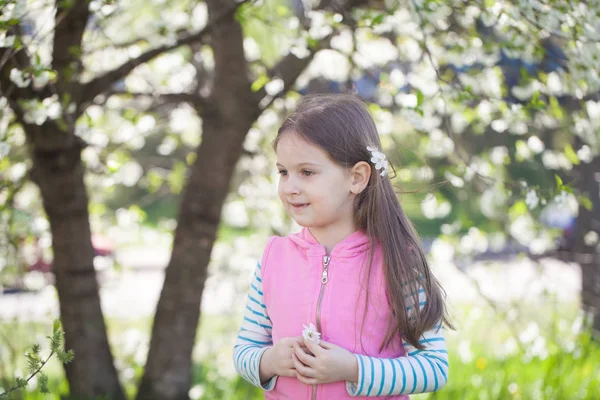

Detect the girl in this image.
[233,94,452,399]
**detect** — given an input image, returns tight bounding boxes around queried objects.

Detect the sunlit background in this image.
[1,0,599,399]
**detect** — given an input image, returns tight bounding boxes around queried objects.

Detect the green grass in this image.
[416,335,600,399]
[1,302,599,399]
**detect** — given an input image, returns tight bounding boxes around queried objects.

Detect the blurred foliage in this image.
[0,320,72,399]
[0,301,598,399]
[1,0,598,279]
[1,0,600,398]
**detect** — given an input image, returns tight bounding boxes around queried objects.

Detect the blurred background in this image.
[1,0,599,399]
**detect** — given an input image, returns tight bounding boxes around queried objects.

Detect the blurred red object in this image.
[27,233,114,273]
[91,233,115,257]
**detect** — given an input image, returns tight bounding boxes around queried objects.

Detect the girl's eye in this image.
[301,170,314,176]
[278,170,288,176]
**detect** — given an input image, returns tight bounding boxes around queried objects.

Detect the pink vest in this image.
[261,228,409,400]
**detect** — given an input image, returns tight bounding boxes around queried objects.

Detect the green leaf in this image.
[39,372,49,393]
[56,118,69,132]
[275,5,289,17]
[59,0,75,9]
[549,96,565,119]
[186,152,197,166]
[14,35,22,50]
[555,174,563,190]
[561,184,573,194]
[306,36,319,50]
[509,200,528,217]
[128,205,147,223]
[579,195,593,211]
[234,1,251,24]
[68,45,82,58]
[146,169,164,193]
[58,350,75,364]
[371,13,385,26]
[416,89,424,107]
[168,161,187,194]
[251,74,269,92]
[26,349,41,371]
[53,319,60,335]
[564,144,580,165]
[62,93,72,107]
[529,90,545,110]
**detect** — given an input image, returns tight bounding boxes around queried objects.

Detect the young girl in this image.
[233,94,452,399]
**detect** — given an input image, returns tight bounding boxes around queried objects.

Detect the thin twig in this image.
[0,351,54,398]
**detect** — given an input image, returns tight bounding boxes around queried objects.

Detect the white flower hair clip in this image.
[302,323,321,344]
[367,146,389,177]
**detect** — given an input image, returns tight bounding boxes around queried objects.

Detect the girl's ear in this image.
[349,161,371,195]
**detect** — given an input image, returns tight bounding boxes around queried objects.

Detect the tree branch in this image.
[51,0,91,93]
[0,24,45,103]
[255,34,336,112]
[0,351,54,398]
[253,0,372,111]
[107,89,203,105]
[80,0,250,106]
[84,37,150,55]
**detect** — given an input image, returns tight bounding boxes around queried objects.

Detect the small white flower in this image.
[9,68,31,88]
[302,323,321,344]
[0,142,10,159]
[525,189,539,210]
[367,146,389,177]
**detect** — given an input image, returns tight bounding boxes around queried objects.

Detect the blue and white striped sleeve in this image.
[346,288,449,397]
[233,261,278,390]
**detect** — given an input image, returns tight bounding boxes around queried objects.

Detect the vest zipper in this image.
[312,255,330,400]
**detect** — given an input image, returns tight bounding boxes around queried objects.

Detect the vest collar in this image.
[288,227,371,258]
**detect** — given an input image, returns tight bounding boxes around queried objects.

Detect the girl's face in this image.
[276,132,356,238]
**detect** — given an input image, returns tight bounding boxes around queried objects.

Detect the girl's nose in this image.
[281,179,300,195]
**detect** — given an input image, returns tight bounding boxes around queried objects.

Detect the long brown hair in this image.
[273,93,453,350]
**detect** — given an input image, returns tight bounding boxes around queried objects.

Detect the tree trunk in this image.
[28,131,125,399]
[137,113,256,400]
[573,155,600,334]
[136,1,260,398]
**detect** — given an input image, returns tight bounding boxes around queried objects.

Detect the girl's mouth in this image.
[290,203,309,210]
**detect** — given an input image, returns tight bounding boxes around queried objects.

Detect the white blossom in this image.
[0,142,10,159]
[367,146,389,177]
[302,323,321,344]
[9,68,31,88]
[525,189,539,210]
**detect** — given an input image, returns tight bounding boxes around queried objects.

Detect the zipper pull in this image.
[322,256,330,285]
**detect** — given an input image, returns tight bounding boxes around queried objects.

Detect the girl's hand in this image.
[260,336,306,381]
[292,338,358,385]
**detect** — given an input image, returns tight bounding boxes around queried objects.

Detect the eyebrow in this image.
[276,162,321,168]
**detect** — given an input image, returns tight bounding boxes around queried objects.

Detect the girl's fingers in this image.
[303,338,325,356]
[294,343,316,367]
[291,352,306,369]
[292,352,314,378]
[296,372,318,386]
[299,344,311,353]
[291,337,313,354]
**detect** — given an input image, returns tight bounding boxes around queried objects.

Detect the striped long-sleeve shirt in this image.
[233,262,449,396]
